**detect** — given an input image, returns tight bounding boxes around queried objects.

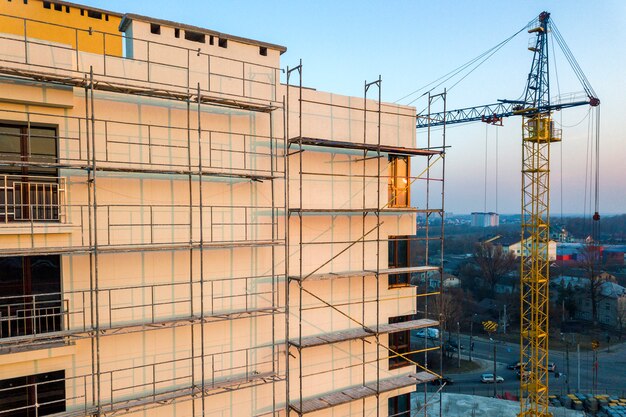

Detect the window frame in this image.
[388,314,414,369]
[388,155,410,208]
[0,370,66,416]
[0,255,63,339]
[0,122,59,222]
[388,235,411,288]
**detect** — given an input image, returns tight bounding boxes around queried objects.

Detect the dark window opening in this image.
[105,14,109,21]
[150,23,161,35]
[42,1,50,9]
[0,256,62,339]
[388,314,414,369]
[259,46,267,56]
[53,3,62,11]
[65,5,70,13]
[388,236,411,287]
[209,35,214,45]
[0,370,65,416]
[87,10,102,20]
[23,0,28,4]
[0,123,60,222]
[80,8,84,16]
[388,155,410,208]
[388,393,411,417]
[218,38,227,48]
[184,30,205,43]
[174,28,180,38]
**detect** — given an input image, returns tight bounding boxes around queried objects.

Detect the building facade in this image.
[470,211,499,228]
[0,1,444,416]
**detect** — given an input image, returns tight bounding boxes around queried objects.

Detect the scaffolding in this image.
[285,63,447,415]
[0,13,283,417]
[0,9,448,417]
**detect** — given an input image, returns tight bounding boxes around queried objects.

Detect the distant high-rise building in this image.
[471,212,500,227]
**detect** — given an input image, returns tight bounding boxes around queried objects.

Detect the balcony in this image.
[0,174,67,223]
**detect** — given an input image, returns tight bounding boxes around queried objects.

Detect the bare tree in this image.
[472,243,517,292]
[433,288,465,337]
[577,242,613,325]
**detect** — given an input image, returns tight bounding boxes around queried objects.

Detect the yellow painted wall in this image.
[0,0,122,55]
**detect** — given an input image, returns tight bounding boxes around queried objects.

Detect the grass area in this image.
[443,358,482,374]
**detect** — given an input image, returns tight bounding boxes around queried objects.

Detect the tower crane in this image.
[416,11,599,417]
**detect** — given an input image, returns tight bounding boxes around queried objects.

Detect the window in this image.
[87,10,102,20]
[388,393,411,417]
[0,256,62,339]
[259,46,267,56]
[0,124,59,222]
[65,5,69,13]
[388,314,413,369]
[184,30,205,43]
[218,38,227,48]
[0,370,65,416]
[209,35,214,45]
[388,236,411,287]
[42,1,50,8]
[174,28,180,38]
[388,155,410,207]
[53,3,61,11]
[150,23,161,35]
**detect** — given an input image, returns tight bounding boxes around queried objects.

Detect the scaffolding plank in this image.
[0,239,285,258]
[377,318,439,334]
[292,319,437,349]
[289,137,442,156]
[101,372,278,417]
[290,265,439,282]
[375,266,439,275]
[0,64,279,113]
[290,373,436,414]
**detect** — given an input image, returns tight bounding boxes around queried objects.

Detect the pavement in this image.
[412,393,584,417]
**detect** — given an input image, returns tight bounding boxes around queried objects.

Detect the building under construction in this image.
[0,1,445,416]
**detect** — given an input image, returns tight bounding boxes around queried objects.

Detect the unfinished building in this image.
[0,1,445,416]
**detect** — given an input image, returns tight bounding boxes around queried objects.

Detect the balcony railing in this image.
[0,294,65,339]
[0,175,67,223]
[0,274,276,344]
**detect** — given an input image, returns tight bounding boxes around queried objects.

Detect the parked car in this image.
[414,328,440,339]
[480,373,504,383]
[445,340,465,352]
[430,376,454,386]
[507,362,526,370]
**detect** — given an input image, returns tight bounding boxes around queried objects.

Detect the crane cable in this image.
[593,106,601,241]
[551,20,598,99]
[551,32,564,223]
[395,18,535,106]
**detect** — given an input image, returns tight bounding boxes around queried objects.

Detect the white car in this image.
[480,373,504,383]
[414,328,439,339]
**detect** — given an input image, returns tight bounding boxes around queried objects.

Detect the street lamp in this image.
[469,314,477,362]
[457,321,461,368]
[560,332,571,393]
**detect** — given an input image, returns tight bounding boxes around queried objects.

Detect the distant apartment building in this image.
[471,211,499,227]
[0,1,444,416]
[503,238,557,261]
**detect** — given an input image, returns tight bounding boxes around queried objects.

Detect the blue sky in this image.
[79,0,626,216]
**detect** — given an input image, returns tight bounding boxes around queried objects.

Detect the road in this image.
[413,332,626,398]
